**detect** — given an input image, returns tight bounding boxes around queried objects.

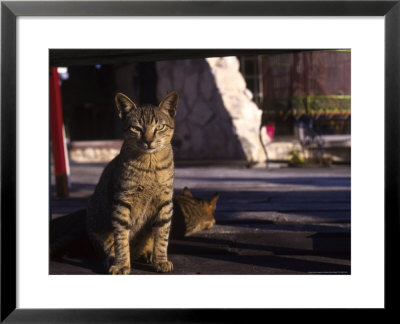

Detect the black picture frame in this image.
[1,0,399,322]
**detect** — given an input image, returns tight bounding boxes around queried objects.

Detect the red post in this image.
[50,67,69,197]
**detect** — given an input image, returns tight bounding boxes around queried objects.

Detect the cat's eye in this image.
[130,126,142,133]
[156,124,166,131]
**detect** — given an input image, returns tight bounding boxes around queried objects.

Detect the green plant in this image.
[288,150,305,167]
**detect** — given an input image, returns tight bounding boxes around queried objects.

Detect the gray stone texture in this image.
[156,57,267,162]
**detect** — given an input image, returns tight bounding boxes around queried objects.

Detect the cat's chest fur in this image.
[120,150,174,196]
[87,149,174,231]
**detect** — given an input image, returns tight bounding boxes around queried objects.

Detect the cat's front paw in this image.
[108,264,131,275]
[154,260,173,273]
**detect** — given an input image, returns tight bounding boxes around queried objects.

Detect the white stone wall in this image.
[156,57,267,162]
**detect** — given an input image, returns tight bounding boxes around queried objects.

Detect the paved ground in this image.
[50,162,350,275]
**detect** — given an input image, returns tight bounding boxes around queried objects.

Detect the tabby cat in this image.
[50,188,220,264]
[172,187,219,237]
[86,91,178,274]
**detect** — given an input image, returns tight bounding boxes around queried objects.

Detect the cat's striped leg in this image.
[102,232,116,271]
[109,200,131,275]
[152,200,174,272]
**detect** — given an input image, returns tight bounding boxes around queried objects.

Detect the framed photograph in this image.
[1,0,399,321]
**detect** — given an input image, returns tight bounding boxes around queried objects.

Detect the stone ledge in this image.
[68,140,121,163]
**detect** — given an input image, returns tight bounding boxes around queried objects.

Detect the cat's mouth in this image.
[139,146,157,154]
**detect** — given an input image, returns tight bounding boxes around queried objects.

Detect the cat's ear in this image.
[159,91,179,118]
[208,192,220,208]
[182,187,193,197]
[115,93,137,118]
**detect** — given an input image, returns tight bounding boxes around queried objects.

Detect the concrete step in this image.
[50,226,350,275]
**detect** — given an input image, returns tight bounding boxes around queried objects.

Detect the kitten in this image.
[86,91,178,274]
[50,188,220,263]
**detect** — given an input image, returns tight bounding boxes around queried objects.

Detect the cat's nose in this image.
[143,139,153,148]
[143,131,154,147]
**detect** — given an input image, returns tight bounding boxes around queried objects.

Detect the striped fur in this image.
[134,188,220,262]
[50,188,220,263]
[86,91,178,274]
[172,187,219,237]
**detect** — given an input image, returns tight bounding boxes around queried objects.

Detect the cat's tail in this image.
[50,209,92,259]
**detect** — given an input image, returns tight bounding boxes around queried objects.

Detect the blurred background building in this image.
[55,50,350,164]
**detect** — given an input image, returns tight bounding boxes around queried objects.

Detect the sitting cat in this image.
[51,92,222,275]
[50,188,219,263]
[84,91,179,274]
